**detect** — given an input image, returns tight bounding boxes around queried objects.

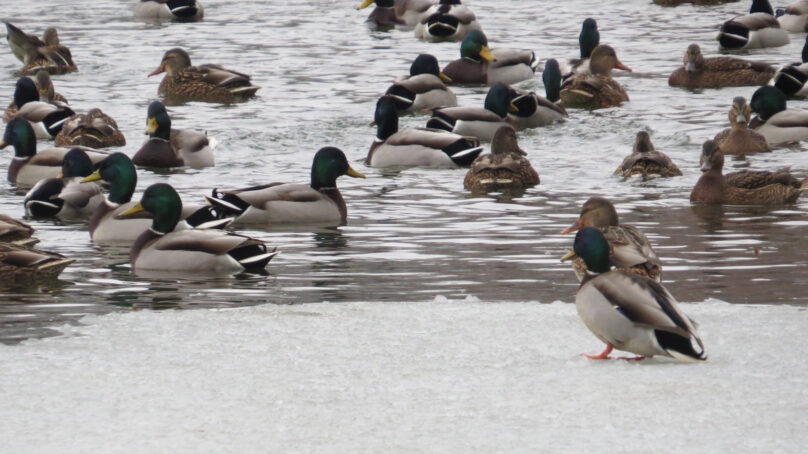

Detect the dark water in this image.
[1,0,807,343]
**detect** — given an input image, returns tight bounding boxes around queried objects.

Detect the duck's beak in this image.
[357,0,374,10]
[146,117,158,134]
[561,218,583,234]
[148,63,165,77]
[57,172,64,179]
[118,202,144,218]
[615,60,632,72]
[560,249,577,262]
[439,72,452,83]
[479,46,495,62]
[685,62,697,73]
[0,139,7,149]
[700,159,712,172]
[508,102,519,114]
[346,167,366,178]
[82,169,102,183]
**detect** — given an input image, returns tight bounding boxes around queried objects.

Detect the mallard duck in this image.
[0,214,37,246]
[4,22,77,75]
[0,241,74,280]
[777,0,808,31]
[561,197,662,282]
[559,18,600,80]
[3,71,69,123]
[718,0,789,50]
[133,0,205,22]
[118,183,278,272]
[148,48,260,103]
[442,30,537,86]
[614,131,682,178]
[1,118,108,187]
[713,97,772,155]
[207,147,364,227]
[357,0,435,27]
[561,227,707,362]
[368,95,482,168]
[770,35,808,97]
[132,101,215,168]
[560,45,631,109]
[463,126,539,193]
[385,54,456,114]
[23,148,103,219]
[54,109,126,149]
[749,85,808,144]
[691,140,806,204]
[508,60,568,129]
[414,0,481,42]
[426,83,516,141]
[4,77,74,139]
[668,44,774,89]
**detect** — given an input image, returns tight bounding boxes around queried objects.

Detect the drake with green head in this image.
[749,85,808,144]
[560,45,631,109]
[6,77,74,139]
[119,183,278,272]
[426,83,518,141]
[24,148,104,219]
[133,101,215,168]
[208,147,365,227]
[559,18,600,79]
[442,30,537,86]
[713,97,771,155]
[414,0,481,42]
[385,54,457,114]
[562,227,707,362]
[507,60,568,129]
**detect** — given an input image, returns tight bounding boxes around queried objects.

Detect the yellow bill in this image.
[82,169,102,183]
[118,202,144,218]
[479,46,494,62]
[357,0,375,10]
[347,167,366,178]
[560,249,577,262]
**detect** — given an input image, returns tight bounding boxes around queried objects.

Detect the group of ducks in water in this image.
[3,0,808,362]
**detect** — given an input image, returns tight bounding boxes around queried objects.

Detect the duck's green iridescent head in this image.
[579,18,600,59]
[561,226,611,274]
[310,147,365,190]
[146,101,171,140]
[357,0,392,9]
[119,183,182,234]
[410,54,451,82]
[60,148,95,179]
[542,59,562,103]
[460,30,493,62]
[82,152,137,204]
[750,86,786,121]
[13,77,39,109]
[374,95,399,141]
[0,118,37,158]
[484,83,518,118]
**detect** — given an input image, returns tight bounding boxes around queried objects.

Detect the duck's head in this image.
[59,148,94,179]
[374,95,399,141]
[699,140,724,174]
[484,83,518,118]
[118,183,182,235]
[491,126,525,156]
[148,48,192,77]
[82,152,137,204]
[410,54,452,83]
[42,27,60,46]
[562,196,619,233]
[13,77,39,109]
[542,59,562,103]
[751,0,774,15]
[589,45,631,76]
[560,227,611,274]
[633,131,654,154]
[729,96,751,129]
[579,18,600,59]
[357,0,393,9]
[34,70,55,101]
[683,44,703,74]
[802,35,808,64]
[460,30,494,62]
[439,0,462,5]
[310,147,365,190]
[0,118,37,158]
[145,101,171,140]
[750,86,786,121]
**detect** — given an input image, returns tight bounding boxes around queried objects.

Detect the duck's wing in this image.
[490,48,538,71]
[151,229,278,269]
[0,242,74,276]
[724,170,802,189]
[170,128,211,154]
[601,225,661,271]
[195,64,254,88]
[703,56,772,72]
[4,22,44,64]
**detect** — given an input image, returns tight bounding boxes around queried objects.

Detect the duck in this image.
[508,60,568,128]
[561,197,662,283]
[357,0,435,27]
[132,101,215,169]
[54,109,126,149]
[118,183,278,273]
[749,85,808,144]
[560,45,631,109]
[614,131,682,178]
[368,95,482,168]
[148,48,260,103]
[426,83,516,141]
[442,30,538,86]
[414,0,481,42]
[463,126,539,193]
[4,71,68,123]
[559,18,600,80]
[4,22,77,75]
[770,35,808,97]
[713,97,772,155]
[668,44,775,89]
[0,214,37,246]
[561,227,707,362]
[777,0,808,32]
[1,118,108,187]
[206,147,365,227]
[385,54,457,114]
[133,0,205,22]
[23,148,104,219]
[0,241,74,280]
[4,77,74,139]
[717,0,789,50]
[691,140,806,204]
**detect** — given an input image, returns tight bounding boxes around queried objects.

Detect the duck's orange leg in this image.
[582,344,613,359]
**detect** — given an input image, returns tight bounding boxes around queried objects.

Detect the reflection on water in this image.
[1,0,808,343]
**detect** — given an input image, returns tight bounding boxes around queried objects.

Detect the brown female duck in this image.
[148,48,260,103]
[463,126,539,193]
[713,97,771,155]
[668,44,774,89]
[614,131,682,178]
[0,214,37,247]
[0,241,74,280]
[55,109,126,148]
[690,140,806,204]
[4,22,77,75]
[560,45,631,109]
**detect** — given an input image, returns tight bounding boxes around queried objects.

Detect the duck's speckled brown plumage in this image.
[149,48,260,103]
[560,45,630,109]
[668,44,774,89]
[55,109,126,148]
[615,131,682,178]
[713,97,772,155]
[463,126,539,192]
[0,241,74,280]
[4,22,77,76]
[0,214,37,247]
[691,140,806,204]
